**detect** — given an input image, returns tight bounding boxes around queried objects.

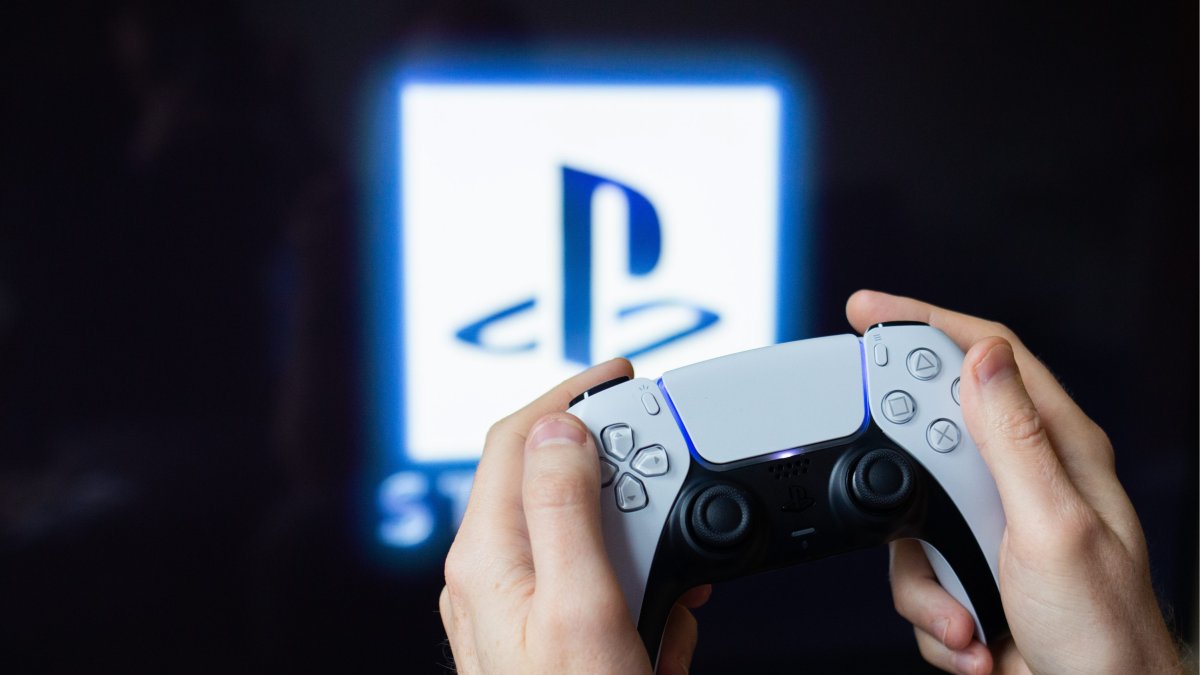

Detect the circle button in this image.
[926,418,961,453]
[881,390,917,424]
[907,348,942,381]
[951,377,961,405]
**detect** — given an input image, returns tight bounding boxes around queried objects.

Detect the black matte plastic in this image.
[568,376,630,407]
[871,321,929,330]
[850,448,915,511]
[634,421,1007,663]
[689,484,753,549]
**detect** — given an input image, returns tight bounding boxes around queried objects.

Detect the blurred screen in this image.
[368,57,810,552]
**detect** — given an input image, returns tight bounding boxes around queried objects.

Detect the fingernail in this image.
[953,651,979,675]
[529,417,586,449]
[975,342,1016,388]
[932,617,950,645]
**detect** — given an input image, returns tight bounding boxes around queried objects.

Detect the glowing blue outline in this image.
[655,341,871,470]
[359,47,814,559]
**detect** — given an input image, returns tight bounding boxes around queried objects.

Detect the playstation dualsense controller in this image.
[567,323,1007,665]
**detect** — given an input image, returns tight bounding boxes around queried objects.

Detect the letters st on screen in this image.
[401,83,784,464]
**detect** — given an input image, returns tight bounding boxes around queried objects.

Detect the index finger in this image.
[457,358,634,544]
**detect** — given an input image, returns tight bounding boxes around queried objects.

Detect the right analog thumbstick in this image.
[851,449,915,511]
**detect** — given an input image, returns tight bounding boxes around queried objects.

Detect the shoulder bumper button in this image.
[569,376,631,407]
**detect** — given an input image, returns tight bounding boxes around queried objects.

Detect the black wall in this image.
[1,2,1195,672]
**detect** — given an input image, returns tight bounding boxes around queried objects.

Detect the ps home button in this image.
[570,376,631,407]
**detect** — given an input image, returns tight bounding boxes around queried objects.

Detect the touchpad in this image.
[660,334,865,464]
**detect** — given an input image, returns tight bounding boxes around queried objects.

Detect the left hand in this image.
[439,358,710,674]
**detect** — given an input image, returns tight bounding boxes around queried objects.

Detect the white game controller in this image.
[567,323,1007,665]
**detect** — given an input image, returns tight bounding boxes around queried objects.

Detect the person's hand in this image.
[439,358,711,674]
[846,290,1182,675]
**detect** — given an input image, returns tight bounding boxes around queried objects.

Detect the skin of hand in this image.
[846,290,1182,675]
[439,358,711,675]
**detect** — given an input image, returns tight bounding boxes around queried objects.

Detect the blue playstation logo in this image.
[455,166,720,365]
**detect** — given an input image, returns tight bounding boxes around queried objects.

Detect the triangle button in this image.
[906,348,941,381]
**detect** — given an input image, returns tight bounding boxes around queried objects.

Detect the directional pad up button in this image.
[907,348,942,381]
[615,474,648,512]
[631,445,669,477]
[601,424,634,460]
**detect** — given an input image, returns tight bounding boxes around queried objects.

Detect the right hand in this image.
[846,290,1182,675]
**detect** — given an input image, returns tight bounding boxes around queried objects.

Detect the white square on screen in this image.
[401,82,783,462]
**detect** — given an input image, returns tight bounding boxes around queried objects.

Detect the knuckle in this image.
[1056,505,1102,551]
[483,418,512,448]
[1087,422,1117,467]
[524,468,593,512]
[443,545,472,593]
[994,404,1049,449]
[988,320,1017,342]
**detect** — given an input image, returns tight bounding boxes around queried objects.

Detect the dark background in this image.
[1,1,1196,672]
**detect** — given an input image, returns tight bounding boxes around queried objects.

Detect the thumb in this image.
[961,337,1082,530]
[522,413,624,603]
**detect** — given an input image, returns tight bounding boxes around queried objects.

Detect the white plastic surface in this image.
[921,541,987,643]
[864,325,1006,589]
[660,335,866,464]
[568,380,691,624]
